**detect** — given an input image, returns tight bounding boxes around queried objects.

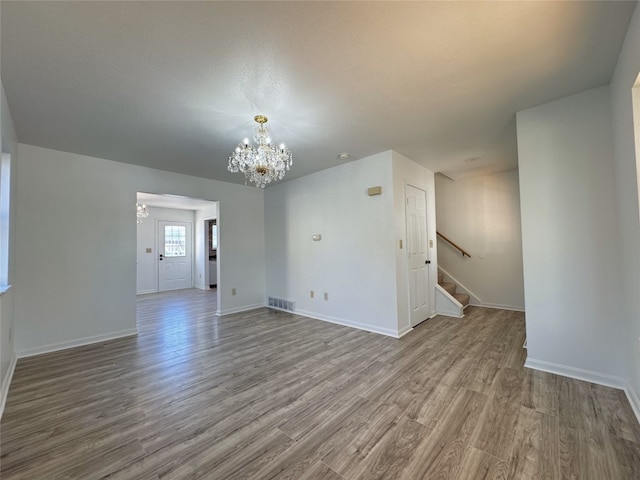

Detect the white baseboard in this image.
[136,289,157,295]
[294,308,403,338]
[217,303,264,316]
[525,358,626,389]
[397,325,413,338]
[0,354,17,419]
[624,383,640,427]
[194,284,207,291]
[478,303,525,312]
[525,357,640,425]
[16,328,139,358]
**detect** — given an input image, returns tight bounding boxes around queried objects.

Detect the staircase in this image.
[438,271,470,308]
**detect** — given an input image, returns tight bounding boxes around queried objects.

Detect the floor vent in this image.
[268,297,296,312]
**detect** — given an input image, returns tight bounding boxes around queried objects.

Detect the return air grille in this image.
[268,297,296,312]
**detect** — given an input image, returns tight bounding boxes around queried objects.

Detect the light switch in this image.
[146,248,152,253]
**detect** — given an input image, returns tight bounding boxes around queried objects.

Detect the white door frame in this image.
[203,215,217,288]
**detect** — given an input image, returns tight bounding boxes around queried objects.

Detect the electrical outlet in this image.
[146,248,152,253]
[232,288,236,296]
[310,290,314,298]
[324,292,329,301]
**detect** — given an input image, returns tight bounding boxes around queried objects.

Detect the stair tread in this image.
[453,292,470,306]
[440,282,457,295]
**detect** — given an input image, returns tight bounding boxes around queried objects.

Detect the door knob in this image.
[425,260,431,264]
[159,254,164,261]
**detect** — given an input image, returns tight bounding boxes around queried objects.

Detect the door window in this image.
[164,225,186,257]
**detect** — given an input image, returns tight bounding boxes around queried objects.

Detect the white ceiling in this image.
[1,1,636,184]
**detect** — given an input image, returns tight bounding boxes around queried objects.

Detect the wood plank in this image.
[508,406,560,480]
[1,289,638,480]
[455,447,509,480]
[473,367,524,460]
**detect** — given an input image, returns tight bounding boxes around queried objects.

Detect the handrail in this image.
[436,231,471,258]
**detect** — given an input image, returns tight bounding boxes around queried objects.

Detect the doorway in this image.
[405,184,431,327]
[136,192,219,296]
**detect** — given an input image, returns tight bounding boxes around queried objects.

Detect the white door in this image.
[158,221,193,291]
[406,184,431,326]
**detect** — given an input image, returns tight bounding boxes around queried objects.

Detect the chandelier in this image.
[228,115,292,188]
[136,203,149,223]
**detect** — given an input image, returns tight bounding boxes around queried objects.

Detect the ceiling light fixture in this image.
[228,115,293,188]
[338,153,351,161]
[136,203,149,223]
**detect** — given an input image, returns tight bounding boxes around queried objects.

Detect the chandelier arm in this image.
[227,115,292,188]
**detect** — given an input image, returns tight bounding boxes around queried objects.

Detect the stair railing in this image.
[436,231,471,258]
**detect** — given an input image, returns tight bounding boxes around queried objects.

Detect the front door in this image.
[158,221,192,291]
[406,184,431,326]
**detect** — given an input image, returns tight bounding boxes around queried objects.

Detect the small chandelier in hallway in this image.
[228,115,293,188]
[136,203,149,223]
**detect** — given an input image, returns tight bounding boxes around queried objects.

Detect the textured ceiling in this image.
[1,1,636,184]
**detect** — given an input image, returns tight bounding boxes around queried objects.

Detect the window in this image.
[210,221,218,250]
[209,220,218,250]
[164,225,186,257]
[0,152,11,286]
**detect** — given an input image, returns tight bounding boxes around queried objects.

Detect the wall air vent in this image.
[268,297,296,312]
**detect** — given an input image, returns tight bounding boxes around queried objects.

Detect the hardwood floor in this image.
[2,288,640,479]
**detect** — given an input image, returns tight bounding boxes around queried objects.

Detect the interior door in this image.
[406,184,431,326]
[158,221,192,291]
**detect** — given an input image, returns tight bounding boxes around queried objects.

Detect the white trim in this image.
[524,357,626,389]
[136,289,158,295]
[294,308,403,338]
[477,302,525,312]
[217,303,263,316]
[437,266,482,305]
[624,383,640,427]
[397,325,413,338]
[0,354,17,419]
[437,267,525,312]
[434,284,464,318]
[194,283,207,291]
[16,328,138,358]
[525,357,640,425]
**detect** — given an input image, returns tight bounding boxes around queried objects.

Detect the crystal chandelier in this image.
[228,115,292,188]
[136,203,149,223]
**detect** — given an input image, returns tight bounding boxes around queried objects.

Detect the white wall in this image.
[136,206,196,294]
[264,151,401,336]
[1,82,19,414]
[14,144,265,356]
[517,86,626,380]
[435,170,525,310]
[610,2,640,405]
[392,151,437,334]
[264,150,436,337]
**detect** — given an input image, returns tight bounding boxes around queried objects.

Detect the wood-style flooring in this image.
[2,288,640,479]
